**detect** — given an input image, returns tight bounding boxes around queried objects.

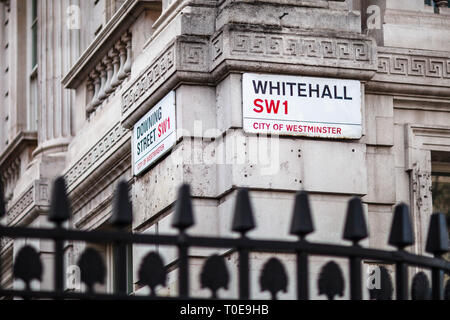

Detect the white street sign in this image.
[133,91,176,176]
[243,73,362,139]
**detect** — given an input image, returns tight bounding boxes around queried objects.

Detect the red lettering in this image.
[158,118,171,137]
[265,100,280,114]
[283,101,288,115]
[253,99,264,113]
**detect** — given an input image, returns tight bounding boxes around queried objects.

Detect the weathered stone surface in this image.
[362,94,394,147]
[363,147,396,205]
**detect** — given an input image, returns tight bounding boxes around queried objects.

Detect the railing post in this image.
[232,189,256,300]
[426,213,449,300]
[290,191,315,300]
[343,198,369,301]
[172,185,195,299]
[54,234,64,294]
[389,204,415,300]
[48,177,71,297]
[178,232,189,298]
[395,263,408,300]
[110,181,133,296]
[431,267,444,300]
[349,256,363,300]
[296,251,309,300]
[238,243,250,300]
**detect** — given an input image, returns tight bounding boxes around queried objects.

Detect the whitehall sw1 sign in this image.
[243,73,362,139]
[133,91,176,176]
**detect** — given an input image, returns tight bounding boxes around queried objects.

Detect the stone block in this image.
[176,85,217,139]
[367,204,395,250]
[301,140,367,195]
[216,73,243,132]
[362,94,394,146]
[363,147,396,204]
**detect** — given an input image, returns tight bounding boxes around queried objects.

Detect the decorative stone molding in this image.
[404,124,450,254]
[6,180,50,226]
[87,32,132,115]
[122,42,176,115]
[211,27,376,72]
[0,132,38,208]
[64,123,130,191]
[63,0,162,89]
[368,47,450,96]
[378,52,450,80]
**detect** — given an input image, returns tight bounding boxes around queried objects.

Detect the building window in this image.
[113,243,134,295]
[431,151,450,240]
[31,0,37,69]
[425,0,450,9]
[28,0,38,132]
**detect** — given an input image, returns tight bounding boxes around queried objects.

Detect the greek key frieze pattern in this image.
[122,45,175,115]
[229,32,372,62]
[6,181,50,224]
[64,124,128,188]
[7,187,33,224]
[378,54,450,79]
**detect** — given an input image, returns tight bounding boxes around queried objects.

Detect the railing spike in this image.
[388,203,414,249]
[110,180,133,228]
[343,197,368,244]
[232,188,256,235]
[426,213,449,256]
[290,191,314,239]
[172,184,195,231]
[0,178,5,218]
[48,177,71,225]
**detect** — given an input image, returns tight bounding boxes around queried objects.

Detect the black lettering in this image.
[298,83,307,97]
[286,82,296,96]
[309,84,320,98]
[344,86,353,100]
[321,85,332,99]
[334,86,343,100]
[269,81,281,95]
[252,80,268,94]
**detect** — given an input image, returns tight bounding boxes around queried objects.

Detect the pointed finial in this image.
[388,203,414,249]
[0,178,5,218]
[426,213,449,256]
[172,184,194,231]
[232,188,255,235]
[290,191,314,239]
[48,177,71,225]
[110,181,133,228]
[343,198,369,244]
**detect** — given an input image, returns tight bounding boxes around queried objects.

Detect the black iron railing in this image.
[0,177,449,300]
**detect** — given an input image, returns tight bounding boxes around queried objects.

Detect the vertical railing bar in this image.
[54,231,64,296]
[238,242,250,300]
[297,249,309,300]
[431,266,444,300]
[349,254,362,300]
[114,239,128,295]
[178,231,189,298]
[396,262,408,300]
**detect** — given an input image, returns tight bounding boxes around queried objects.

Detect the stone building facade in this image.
[0,0,449,299]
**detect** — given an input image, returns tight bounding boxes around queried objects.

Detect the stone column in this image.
[33,0,80,157]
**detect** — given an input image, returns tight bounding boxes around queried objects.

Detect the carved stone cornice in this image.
[63,123,130,194]
[63,0,162,89]
[211,24,377,77]
[367,47,450,97]
[6,180,50,226]
[0,131,37,170]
